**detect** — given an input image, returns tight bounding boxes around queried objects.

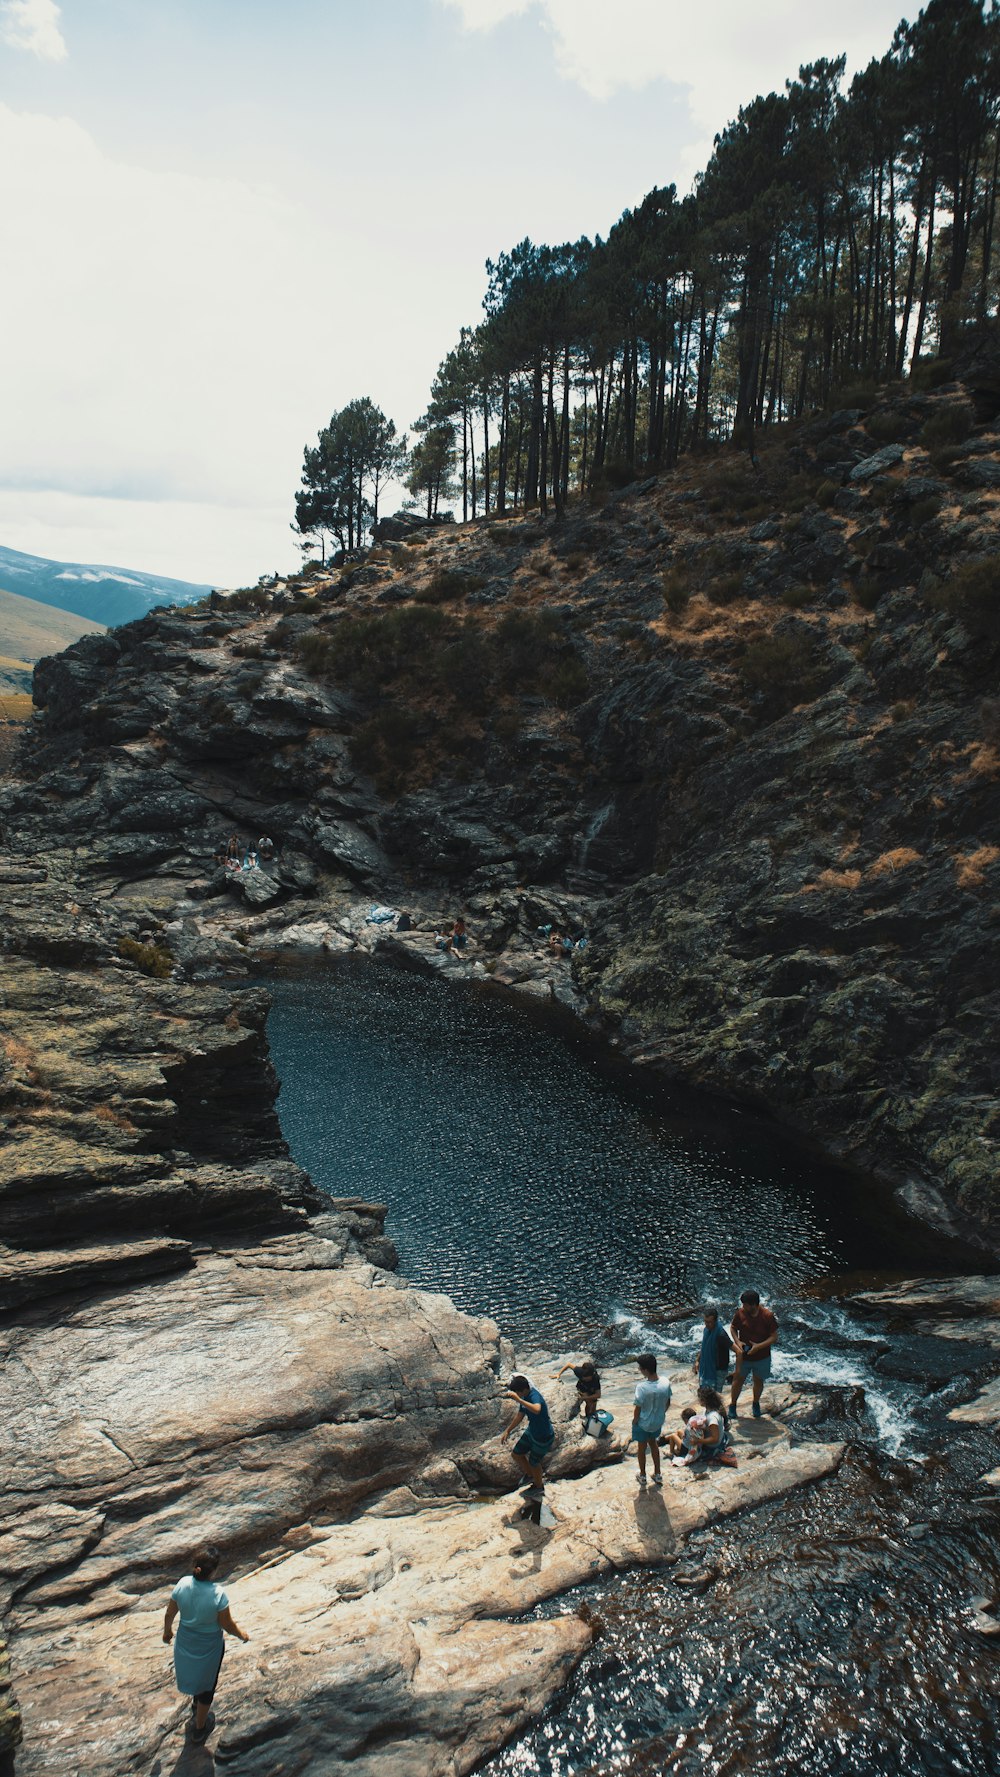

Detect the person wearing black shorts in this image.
[552,1358,601,1423]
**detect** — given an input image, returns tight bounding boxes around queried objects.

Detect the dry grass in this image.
[2,1034,36,1072]
[954,845,1000,890]
[965,744,1000,781]
[93,1103,138,1133]
[867,847,922,877]
[803,868,863,893]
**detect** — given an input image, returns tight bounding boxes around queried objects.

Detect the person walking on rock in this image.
[501,1374,555,1493]
[730,1289,779,1419]
[631,1353,672,1487]
[162,1545,249,1743]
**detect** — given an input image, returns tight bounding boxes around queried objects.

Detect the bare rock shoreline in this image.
[3,1228,841,1777]
[0,858,844,1774]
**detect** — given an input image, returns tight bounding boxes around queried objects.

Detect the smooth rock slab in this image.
[850,1276,1000,1320]
[1,1242,506,1599]
[9,1436,842,1777]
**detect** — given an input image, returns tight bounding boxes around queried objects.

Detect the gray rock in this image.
[236,866,282,907]
[311,819,391,882]
[849,444,906,481]
[959,457,1000,489]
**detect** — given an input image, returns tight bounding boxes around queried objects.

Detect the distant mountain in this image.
[0,586,107,695]
[0,544,211,629]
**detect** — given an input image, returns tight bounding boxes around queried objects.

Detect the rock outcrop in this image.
[3,371,1000,1772]
[3,375,998,1248]
[6,1308,839,1777]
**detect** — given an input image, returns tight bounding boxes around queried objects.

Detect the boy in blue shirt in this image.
[501,1374,555,1493]
[632,1353,672,1486]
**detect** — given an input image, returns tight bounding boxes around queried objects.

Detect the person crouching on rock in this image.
[162,1544,249,1743]
[552,1357,601,1424]
[501,1374,555,1493]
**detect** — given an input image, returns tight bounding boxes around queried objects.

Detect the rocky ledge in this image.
[4,1258,839,1777]
[0,857,842,1774]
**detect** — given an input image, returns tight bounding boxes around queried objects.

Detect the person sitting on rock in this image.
[686,1387,736,1465]
[501,1374,555,1493]
[258,834,274,861]
[665,1405,701,1456]
[436,917,468,954]
[243,845,258,870]
[226,835,241,861]
[729,1288,779,1419]
[632,1353,672,1487]
[162,1544,250,1745]
[552,1357,601,1424]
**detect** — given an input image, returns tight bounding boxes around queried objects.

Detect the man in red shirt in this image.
[729,1289,779,1419]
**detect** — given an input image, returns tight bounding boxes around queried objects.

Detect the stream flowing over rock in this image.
[2,372,1000,1772]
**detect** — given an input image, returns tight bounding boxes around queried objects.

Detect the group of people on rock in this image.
[162,1289,777,1743]
[435,916,468,954]
[537,923,588,955]
[503,1290,778,1497]
[216,833,275,873]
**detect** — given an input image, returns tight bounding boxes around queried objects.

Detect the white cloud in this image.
[446,0,528,24]
[0,103,426,582]
[443,0,906,172]
[0,0,67,62]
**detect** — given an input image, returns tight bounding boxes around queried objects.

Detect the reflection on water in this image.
[264,958,952,1350]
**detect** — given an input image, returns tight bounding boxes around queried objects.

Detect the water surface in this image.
[264,958,1000,1777]
[265,957,953,1350]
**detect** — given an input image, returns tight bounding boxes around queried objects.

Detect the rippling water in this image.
[264,958,1000,1777]
[483,1435,1000,1777]
[264,958,954,1349]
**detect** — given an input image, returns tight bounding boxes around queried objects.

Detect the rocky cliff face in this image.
[1,368,998,1774]
[3,374,998,1250]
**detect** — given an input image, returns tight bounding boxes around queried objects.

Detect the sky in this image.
[0,0,912,588]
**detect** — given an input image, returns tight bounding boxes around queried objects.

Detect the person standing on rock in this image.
[632,1353,672,1486]
[501,1374,556,1492]
[729,1289,779,1419]
[162,1545,249,1743]
[697,1307,734,1392]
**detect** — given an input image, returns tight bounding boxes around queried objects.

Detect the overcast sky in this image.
[1,0,911,586]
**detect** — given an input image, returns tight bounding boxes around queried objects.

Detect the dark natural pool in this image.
[264,958,954,1352]
[264,958,1000,1777]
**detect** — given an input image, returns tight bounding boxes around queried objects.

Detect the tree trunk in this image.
[980,132,1000,320]
[897,159,927,375]
[497,374,509,515]
[911,182,937,369]
[560,344,571,506]
[483,389,491,515]
[525,355,543,508]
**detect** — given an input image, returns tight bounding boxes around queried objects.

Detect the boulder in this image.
[849,444,906,481]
